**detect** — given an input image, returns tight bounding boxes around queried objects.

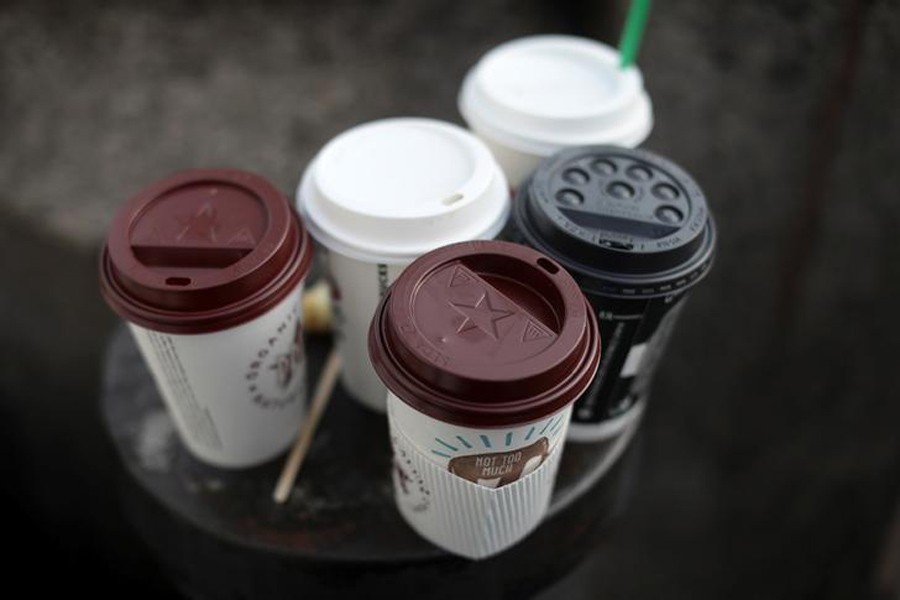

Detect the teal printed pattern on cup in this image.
[389,411,566,559]
[388,392,571,489]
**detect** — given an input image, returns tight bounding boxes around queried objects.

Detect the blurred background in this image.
[1,0,898,597]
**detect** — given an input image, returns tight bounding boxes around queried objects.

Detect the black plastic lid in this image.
[513,146,716,298]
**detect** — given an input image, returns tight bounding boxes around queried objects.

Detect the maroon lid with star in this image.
[100,168,313,334]
[368,240,601,427]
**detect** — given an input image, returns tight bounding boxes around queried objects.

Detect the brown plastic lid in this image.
[369,240,600,427]
[100,168,314,334]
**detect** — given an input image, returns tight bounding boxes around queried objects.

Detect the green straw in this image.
[618,0,652,68]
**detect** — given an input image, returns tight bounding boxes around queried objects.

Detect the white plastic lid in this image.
[297,118,510,263]
[458,35,653,155]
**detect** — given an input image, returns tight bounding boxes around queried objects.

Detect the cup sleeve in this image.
[388,415,564,560]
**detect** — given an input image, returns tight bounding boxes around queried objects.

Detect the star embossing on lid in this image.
[450,293,513,340]
[175,202,218,242]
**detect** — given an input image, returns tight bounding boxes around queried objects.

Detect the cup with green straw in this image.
[458,0,655,188]
[619,0,652,68]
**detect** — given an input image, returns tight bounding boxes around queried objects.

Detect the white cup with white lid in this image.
[458,35,654,188]
[297,118,510,412]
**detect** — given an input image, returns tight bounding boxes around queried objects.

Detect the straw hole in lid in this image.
[536,257,559,274]
[165,277,192,287]
[441,193,465,206]
[598,239,633,251]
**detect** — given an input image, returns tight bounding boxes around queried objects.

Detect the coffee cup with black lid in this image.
[509,146,716,443]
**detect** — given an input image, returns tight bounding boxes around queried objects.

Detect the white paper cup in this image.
[297,118,510,412]
[129,285,307,467]
[369,241,601,559]
[325,254,406,408]
[388,402,569,560]
[100,169,315,468]
[459,35,654,188]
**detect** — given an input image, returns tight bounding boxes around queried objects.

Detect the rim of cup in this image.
[458,35,653,155]
[297,117,510,264]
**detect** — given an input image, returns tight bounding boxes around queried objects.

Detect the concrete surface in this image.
[1,0,899,598]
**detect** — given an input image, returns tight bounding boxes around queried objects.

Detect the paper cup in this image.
[297,118,510,412]
[509,146,716,441]
[100,169,314,468]
[369,241,601,558]
[324,254,406,409]
[388,407,567,560]
[459,35,653,188]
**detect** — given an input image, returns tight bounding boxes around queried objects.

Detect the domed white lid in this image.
[459,35,653,155]
[297,118,510,263]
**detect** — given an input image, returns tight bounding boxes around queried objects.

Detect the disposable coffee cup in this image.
[297,118,509,413]
[100,169,314,468]
[369,240,600,559]
[510,146,716,442]
[458,35,653,188]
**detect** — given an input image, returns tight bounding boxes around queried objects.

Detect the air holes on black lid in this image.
[607,181,635,200]
[627,165,653,181]
[652,183,680,200]
[165,277,191,286]
[655,205,683,224]
[589,159,617,175]
[537,257,559,274]
[556,189,584,206]
[562,168,589,185]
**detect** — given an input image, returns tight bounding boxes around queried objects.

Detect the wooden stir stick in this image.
[273,349,342,504]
